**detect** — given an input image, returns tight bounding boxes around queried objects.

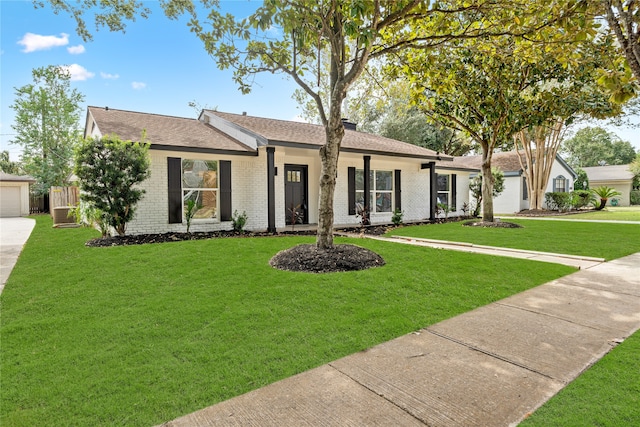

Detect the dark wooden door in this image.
[284,165,308,225]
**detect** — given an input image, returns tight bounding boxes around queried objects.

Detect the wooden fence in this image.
[49,186,79,213]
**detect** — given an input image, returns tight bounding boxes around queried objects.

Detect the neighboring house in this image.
[583,164,635,206]
[0,172,35,217]
[452,151,577,214]
[84,107,478,235]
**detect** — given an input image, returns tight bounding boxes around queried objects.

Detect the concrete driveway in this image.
[0,217,36,294]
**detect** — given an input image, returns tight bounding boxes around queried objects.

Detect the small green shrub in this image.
[184,199,200,233]
[437,202,451,219]
[70,202,110,237]
[545,192,572,212]
[391,208,403,225]
[571,190,592,209]
[591,186,622,210]
[231,210,248,232]
[631,190,640,205]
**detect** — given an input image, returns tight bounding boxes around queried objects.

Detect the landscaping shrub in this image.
[391,208,403,225]
[232,210,248,231]
[545,192,572,212]
[571,190,592,210]
[631,190,640,205]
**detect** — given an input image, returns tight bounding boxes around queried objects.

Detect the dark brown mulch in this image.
[462,220,523,228]
[85,229,317,247]
[269,243,385,273]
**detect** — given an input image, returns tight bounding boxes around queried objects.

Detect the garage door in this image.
[0,186,21,217]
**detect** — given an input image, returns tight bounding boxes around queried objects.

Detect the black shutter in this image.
[219,160,232,221]
[168,157,182,224]
[348,167,356,215]
[394,169,401,211]
[451,174,457,210]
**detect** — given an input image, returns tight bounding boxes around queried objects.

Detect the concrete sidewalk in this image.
[368,235,605,269]
[161,252,640,427]
[0,217,36,295]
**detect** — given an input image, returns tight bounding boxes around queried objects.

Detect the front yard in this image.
[1,215,576,426]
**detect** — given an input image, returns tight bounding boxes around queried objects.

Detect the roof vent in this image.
[341,118,356,131]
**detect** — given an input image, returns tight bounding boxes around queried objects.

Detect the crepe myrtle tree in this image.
[74,134,150,236]
[46,0,590,248]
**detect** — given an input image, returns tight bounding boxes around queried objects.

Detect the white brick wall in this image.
[125,148,468,235]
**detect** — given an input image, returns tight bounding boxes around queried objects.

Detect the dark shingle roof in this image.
[87,107,255,153]
[452,151,525,172]
[209,111,448,160]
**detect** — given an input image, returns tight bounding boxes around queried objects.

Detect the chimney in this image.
[341,118,356,131]
[242,111,247,116]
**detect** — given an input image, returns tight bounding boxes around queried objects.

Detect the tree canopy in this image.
[561,126,637,167]
[10,65,84,195]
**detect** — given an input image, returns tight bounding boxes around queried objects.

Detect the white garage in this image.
[0,173,35,217]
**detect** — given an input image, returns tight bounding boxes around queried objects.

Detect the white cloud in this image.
[100,72,120,80]
[67,44,85,54]
[131,81,146,90]
[59,64,95,81]
[18,32,69,53]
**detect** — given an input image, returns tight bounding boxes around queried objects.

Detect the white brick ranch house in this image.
[84,106,477,235]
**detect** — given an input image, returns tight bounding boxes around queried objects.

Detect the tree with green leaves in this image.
[10,65,84,195]
[41,0,588,248]
[74,135,150,236]
[0,151,23,175]
[561,126,637,168]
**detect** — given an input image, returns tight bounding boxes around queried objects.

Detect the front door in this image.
[284,164,308,225]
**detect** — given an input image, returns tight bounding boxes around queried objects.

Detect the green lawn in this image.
[1,215,575,427]
[563,206,640,221]
[521,330,640,426]
[388,218,640,260]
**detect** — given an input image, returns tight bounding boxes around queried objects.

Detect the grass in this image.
[1,215,575,427]
[521,330,640,426]
[498,206,640,222]
[563,206,640,221]
[388,218,640,260]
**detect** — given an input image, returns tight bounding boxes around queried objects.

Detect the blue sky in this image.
[1,1,304,161]
[1,0,638,163]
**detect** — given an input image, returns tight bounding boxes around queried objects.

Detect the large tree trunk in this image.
[481,143,494,222]
[317,114,344,249]
[514,119,564,210]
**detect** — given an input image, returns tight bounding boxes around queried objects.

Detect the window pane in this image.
[437,192,449,205]
[376,192,392,212]
[376,171,392,191]
[437,174,449,192]
[355,169,364,191]
[184,190,217,219]
[355,191,365,205]
[182,160,218,188]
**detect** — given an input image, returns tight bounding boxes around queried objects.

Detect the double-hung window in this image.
[437,174,450,206]
[182,159,218,220]
[553,175,567,193]
[355,169,393,213]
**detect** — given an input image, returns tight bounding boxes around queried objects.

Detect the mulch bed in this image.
[269,243,385,273]
[463,220,523,228]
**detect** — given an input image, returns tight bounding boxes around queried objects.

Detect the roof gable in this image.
[86,107,255,154]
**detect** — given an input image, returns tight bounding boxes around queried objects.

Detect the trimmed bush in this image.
[631,190,640,206]
[545,192,572,212]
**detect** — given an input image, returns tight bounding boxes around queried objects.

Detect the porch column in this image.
[267,147,276,233]
[363,155,371,215]
[428,162,437,220]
